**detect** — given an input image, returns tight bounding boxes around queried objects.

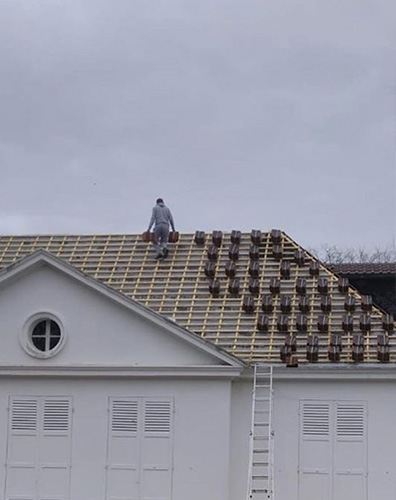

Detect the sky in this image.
[0,0,395,251]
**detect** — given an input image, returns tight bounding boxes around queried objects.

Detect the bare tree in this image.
[308,244,396,264]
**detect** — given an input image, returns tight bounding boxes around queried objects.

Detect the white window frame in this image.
[21,312,67,359]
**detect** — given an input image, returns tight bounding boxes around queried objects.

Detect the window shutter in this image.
[111,399,139,433]
[336,403,365,438]
[43,399,71,433]
[302,402,330,437]
[144,400,172,434]
[10,399,38,432]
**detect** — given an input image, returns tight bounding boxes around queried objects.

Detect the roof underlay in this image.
[0,231,393,365]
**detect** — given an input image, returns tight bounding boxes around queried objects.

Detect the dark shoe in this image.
[155,252,164,260]
[163,247,169,257]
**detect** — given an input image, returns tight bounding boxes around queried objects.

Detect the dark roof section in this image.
[331,263,396,320]
[330,263,396,275]
[0,231,394,365]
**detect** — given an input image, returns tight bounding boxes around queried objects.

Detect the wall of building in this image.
[229,373,396,500]
[0,376,233,500]
[230,379,252,500]
[273,377,396,500]
[0,263,225,367]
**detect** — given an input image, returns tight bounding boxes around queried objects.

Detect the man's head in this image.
[156,198,164,204]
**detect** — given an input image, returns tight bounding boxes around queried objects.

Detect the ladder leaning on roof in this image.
[246,364,274,500]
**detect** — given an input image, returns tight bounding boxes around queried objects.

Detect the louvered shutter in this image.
[106,398,141,500]
[141,399,173,500]
[298,400,368,500]
[6,398,39,499]
[144,400,172,434]
[43,399,71,432]
[334,402,367,500]
[298,401,332,500]
[302,403,330,438]
[40,398,72,500]
[111,399,139,433]
[5,397,72,500]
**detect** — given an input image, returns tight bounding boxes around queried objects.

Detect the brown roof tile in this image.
[330,263,396,275]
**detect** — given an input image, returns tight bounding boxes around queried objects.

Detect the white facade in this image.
[229,371,396,500]
[0,253,243,500]
[0,252,395,500]
[1,377,236,499]
[272,372,396,500]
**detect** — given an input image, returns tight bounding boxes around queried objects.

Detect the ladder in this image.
[246,364,274,500]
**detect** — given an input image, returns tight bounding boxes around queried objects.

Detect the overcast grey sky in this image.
[1,0,395,250]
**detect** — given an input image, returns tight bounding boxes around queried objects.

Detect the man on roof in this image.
[147,198,176,259]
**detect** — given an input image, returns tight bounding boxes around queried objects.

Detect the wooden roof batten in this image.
[0,230,393,365]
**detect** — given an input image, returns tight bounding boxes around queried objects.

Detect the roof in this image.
[330,263,396,276]
[0,231,393,365]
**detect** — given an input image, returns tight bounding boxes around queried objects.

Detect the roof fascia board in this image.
[0,250,245,368]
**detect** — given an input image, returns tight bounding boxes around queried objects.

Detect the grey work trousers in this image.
[153,224,169,254]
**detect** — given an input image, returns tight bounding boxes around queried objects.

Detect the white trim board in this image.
[0,365,243,378]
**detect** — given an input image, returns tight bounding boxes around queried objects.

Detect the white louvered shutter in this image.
[5,398,39,500]
[40,398,72,500]
[141,399,173,500]
[106,398,141,500]
[334,402,367,500]
[298,401,332,500]
[5,397,72,500]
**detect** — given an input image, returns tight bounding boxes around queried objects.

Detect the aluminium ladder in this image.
[246,365,274,500]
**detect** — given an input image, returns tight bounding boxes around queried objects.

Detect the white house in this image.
[0,230,394,500]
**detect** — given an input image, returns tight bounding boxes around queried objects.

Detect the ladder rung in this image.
[254,422,269,427]
[255,397,270,401]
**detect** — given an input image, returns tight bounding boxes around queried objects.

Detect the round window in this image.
[21,313,66,359]
[31,319,62,352]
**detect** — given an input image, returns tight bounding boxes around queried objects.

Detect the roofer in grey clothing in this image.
[147,198,176,259]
